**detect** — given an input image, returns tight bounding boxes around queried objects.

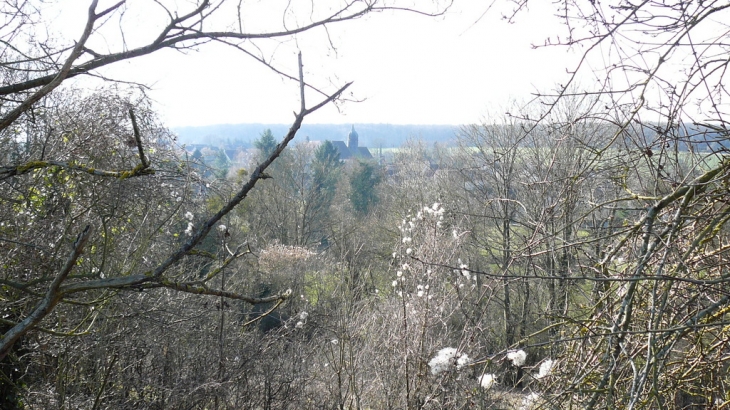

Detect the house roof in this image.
[354,147,373,159]
[329,141,372,160]
[330,141,350,158]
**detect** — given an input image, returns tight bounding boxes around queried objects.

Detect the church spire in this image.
[348,125,359,149]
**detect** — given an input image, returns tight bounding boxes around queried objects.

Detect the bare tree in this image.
[475,1,730,408]
[0,2,453,404]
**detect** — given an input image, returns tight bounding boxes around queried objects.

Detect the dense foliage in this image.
[2,0,730,409]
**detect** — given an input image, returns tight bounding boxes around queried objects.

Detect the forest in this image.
[2,1,730,409]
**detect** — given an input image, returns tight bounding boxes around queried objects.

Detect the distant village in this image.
[174,123,461,149]
[183,125,382,177]
[179,120,726,181]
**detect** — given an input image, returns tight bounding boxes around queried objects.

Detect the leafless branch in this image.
[0,225,92,361]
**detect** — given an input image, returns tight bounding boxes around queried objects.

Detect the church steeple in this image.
[348,125,358,150]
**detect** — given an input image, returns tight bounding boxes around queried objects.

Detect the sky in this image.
[51,1,578,127]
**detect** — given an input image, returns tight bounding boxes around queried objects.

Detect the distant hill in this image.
[172,123,462,148]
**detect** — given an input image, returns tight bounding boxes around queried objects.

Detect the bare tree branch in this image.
[0,0,124,131]
[0,225,92,361]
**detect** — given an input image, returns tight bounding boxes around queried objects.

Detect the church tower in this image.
[348,125,358,150]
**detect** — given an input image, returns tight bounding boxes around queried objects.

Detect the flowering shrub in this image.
[479,373,496,390]
[258,242,316,271]
[427,347,471,375]
[507,349,527,367]
[535,359,553,380]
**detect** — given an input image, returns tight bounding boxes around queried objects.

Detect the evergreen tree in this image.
[349,160,380,215]
[191,147,203,161]
[312,140,341,200]
[254,129,278,158]
[212,148,230,179]
[307,140,342,245]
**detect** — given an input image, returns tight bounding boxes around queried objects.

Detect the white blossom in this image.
[507,349,527,366]
[217,224,227,233]
[479,373,496,390]
[184,211,194,220]
[295,321,304,329]
[462,269,470,279]
[535,359,554,379]
[184,222,194,236]
[299,311,309,320]
[457,354,472,369]
[406,248,412,255]
[428,348,470,375]
[429,348,457,375]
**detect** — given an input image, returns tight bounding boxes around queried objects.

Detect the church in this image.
[329,126,372,160]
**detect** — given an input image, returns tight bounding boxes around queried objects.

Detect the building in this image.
[330,125,372,160]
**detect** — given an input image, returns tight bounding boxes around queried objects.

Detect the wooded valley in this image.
[2,0,730,409]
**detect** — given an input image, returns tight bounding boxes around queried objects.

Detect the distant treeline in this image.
[173,122,729,152]
[172,123,463,148]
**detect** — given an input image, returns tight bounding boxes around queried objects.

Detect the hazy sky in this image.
[54,1,578,127]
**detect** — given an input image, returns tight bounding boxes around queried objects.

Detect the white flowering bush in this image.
[535,359,553,380]
[428,347,471,375]
[507,349,527,367]
[391,202,476,304]
[479,373,496,390]
[377,202,491,407]
[258,242,316,271]
[381,200,563,408]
